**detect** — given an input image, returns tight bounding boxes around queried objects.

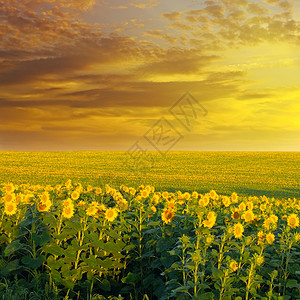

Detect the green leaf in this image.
[98,257,113,269]
[4,240,26,256]
[21,255,45,269]
[286,279,298,288]
[121,272,139,284]
[51,269,62,283]
[0,259,21,276]
[211,267,224,280]
[43,243,64,256]
[98,278,111,292]
[32,231,51,246]
[172,286,190,293]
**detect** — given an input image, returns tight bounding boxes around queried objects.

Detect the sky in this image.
[0,0,299,151]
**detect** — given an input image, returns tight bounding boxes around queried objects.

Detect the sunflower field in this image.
[0,181,299,300]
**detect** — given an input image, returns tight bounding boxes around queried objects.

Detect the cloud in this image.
[130,0,159,9]
[161,11,182,21]
[162,0,300,48]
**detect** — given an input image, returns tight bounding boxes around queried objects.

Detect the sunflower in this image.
[210,190,217,200]
[24,194,34,205]
[233,223,244,239]
[145,185,151,193]
[238,202,246,211]
[15,194,23,204]
[229,260,238,272]
[105,208,118,222]
[40,192,50,203]
[203,218,215,229]
[141,189,149,199]
[192,191,198,198]
[199,196,209,207]
[203,211,217,228]
[86,204,98,216]
[167,200,176,210]
[4,202,17,215]
[161,192,169,199]
[269,214,278,224]
[77,200,86,208]
[246,201,254,210]
[263,217,273,230]
[257,231,265,245]
[62,206,74,219]
[5,183,15,194]
[222,196,231,207]
[231,208,240,220]
[65,179,72,189]
[152,194,160,205]
[183,192,190,200]
[266,232,275,245]
[242,210,255,223]
[287,214,299,228]
[150,205,157,213]
[37,199,52,212]
[98,203,106,211]
[231,192,238,203]
[4,193,15,203]
[71,190,80,200]
[161,209,175,224]
[129,188,136,195]
[62,198,74,208]
[116,199,128,212]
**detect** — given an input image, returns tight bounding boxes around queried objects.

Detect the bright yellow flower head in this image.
[231,208,240,220]
[4,193,16,203]
[266,232,275,245]
[260,203,267,211]
[233,223,244,239]
[86,204,98,216]
[105,208,118,222]
[287,214,299,228]
[94,187,102,195]
[116,199,128,212]
[183,192,191,200]
[199,196,209,208]
[192,191,198,198]
[141,189,150,199]
[257,231,265,245]
[4,202,17,215]
[162,191,169,199]
[229,260,238,272]
[161,209,175,224]
[242,210,255,223]
[62,198,74,208]
[246,201,254,210]
[222,196,231,207]
[38,199,52,212]
[231,192,238,203]
[203,211,217,228]
[210,190,217,200]
[5,183,15,194]
[71,190,80,200]
[40,192,50,203]
[62,206,74,219]
[239,202,246,211]
[150,205,157,213]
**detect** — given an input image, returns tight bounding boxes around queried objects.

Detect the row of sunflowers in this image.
[0,180,299,299]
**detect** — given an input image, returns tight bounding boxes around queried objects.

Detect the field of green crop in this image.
[0,151,299,198]
[0,151,299,299]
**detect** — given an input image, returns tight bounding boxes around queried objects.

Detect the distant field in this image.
[0,151,299,198]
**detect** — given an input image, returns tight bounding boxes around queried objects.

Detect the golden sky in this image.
[0,0,299,150]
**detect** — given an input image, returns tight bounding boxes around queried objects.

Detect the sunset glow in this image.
[0,0,299,150]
